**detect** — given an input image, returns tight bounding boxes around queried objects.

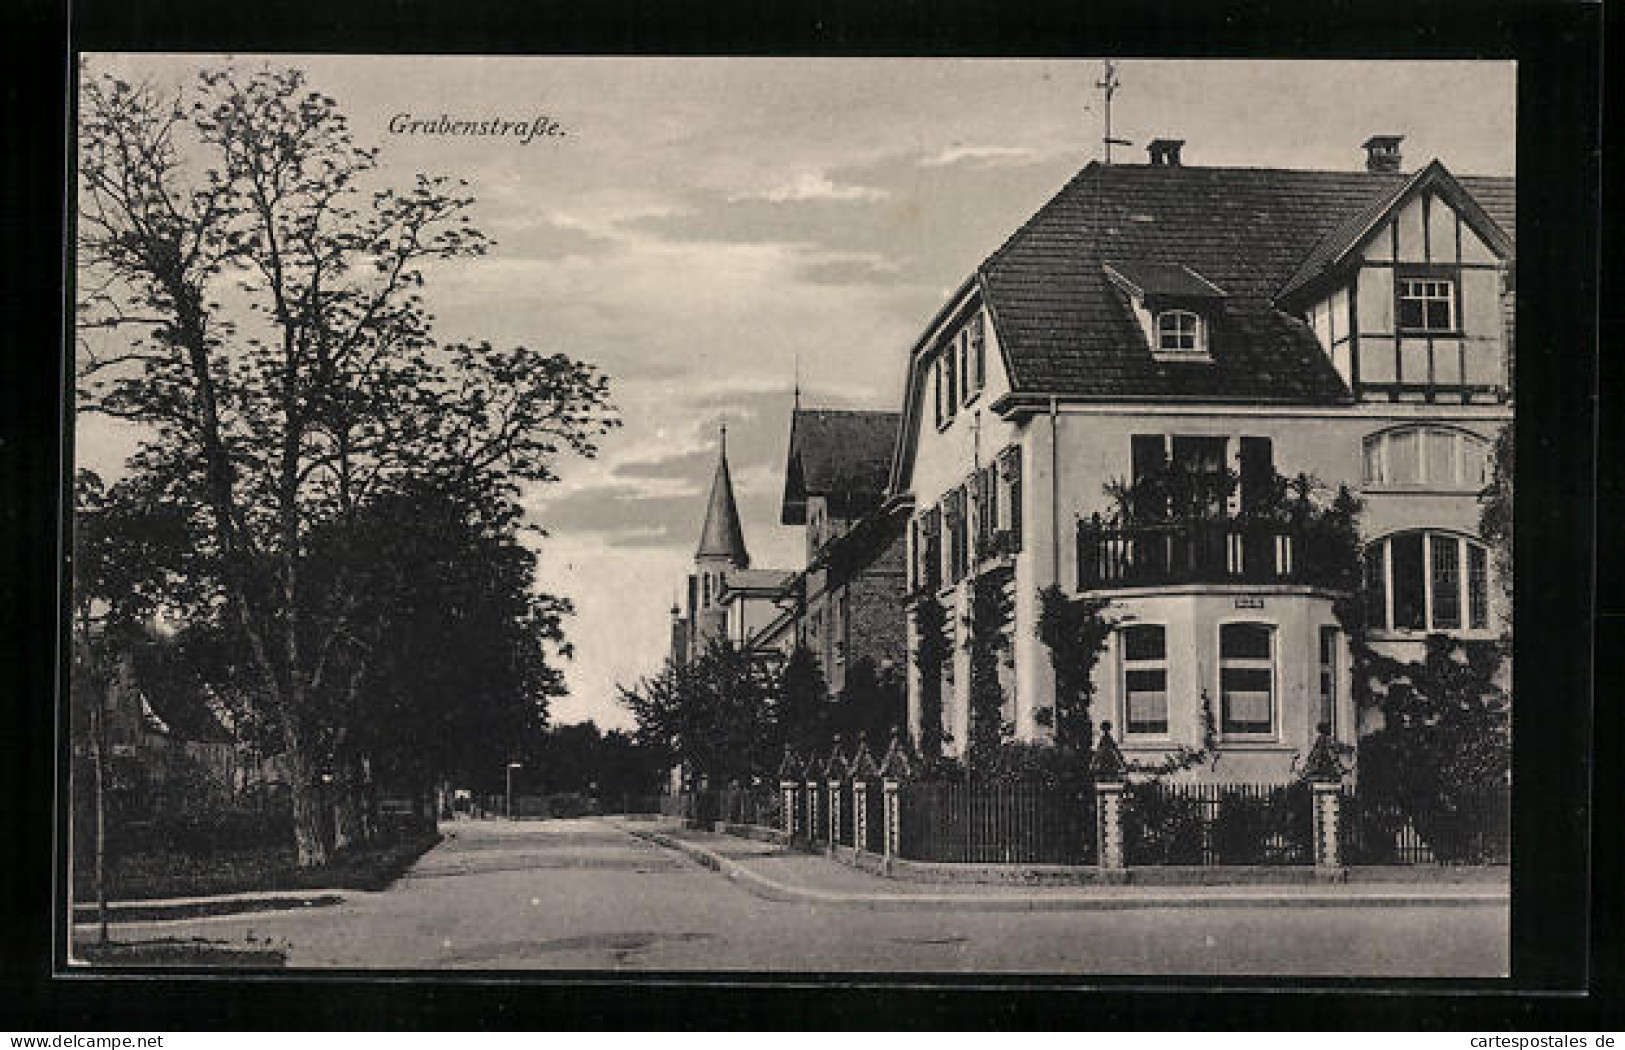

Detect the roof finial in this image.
[1096,59,1131,164]
[720,420,728,459]
[793,353,801,412]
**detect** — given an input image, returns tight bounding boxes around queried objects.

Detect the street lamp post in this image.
[506,762,523,820]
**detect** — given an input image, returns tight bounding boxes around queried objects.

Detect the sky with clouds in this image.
[77,57,1515,730]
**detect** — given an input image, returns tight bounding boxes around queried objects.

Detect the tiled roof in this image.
[722,568,794,595]
[129,645,235,744]
[1104,260,1227,301]
[975,162,1514,402]
[697,438,750,565]
[781,408,901,524]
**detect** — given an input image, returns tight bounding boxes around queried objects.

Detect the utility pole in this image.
[1096,60,1131,164]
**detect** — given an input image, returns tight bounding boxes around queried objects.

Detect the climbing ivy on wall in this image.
[1035,584,1115,760]
[912,594,949,762]
[966,570,1014,771]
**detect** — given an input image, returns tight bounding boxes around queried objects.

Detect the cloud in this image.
[753,172,889,203]
[919,145,1039,168]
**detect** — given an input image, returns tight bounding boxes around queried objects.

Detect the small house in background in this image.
[767,407,908,694]
[668,427,793,668]
[889,136,1514,780]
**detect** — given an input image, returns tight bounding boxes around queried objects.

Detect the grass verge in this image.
[72,828,442,903]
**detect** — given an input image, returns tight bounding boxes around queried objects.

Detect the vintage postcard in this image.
[67,55,1517,977]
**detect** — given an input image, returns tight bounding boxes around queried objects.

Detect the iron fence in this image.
[1123,781,1313,866]
[717,786,780,828]
[1340,784,1509,865]
[864,783,887,853]
[837,782,856,847]
[897,779,1097,865]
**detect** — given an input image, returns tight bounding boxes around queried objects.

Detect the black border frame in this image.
[3,0,1608,1030]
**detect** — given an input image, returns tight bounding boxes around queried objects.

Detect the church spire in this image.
[696,425,750,567]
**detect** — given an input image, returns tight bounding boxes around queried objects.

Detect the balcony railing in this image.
[1076,515,1315,590]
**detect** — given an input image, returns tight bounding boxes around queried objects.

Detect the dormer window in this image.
[1104,260,1224,364]
[1156,310,1204,354]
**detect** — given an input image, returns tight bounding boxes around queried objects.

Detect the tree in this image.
[912,594,949,761]
[75,65,617,864]
[965,572,1013,771]
[1354,635,1510,859]
[618,639,780,786]
[70,469,204,940]
[1479,421,1513,645]
[1035,584,1115,759]
[777,644,830,759]
[320,475,572,839]
[828,657,906,757]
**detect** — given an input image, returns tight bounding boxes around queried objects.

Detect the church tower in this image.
[680,426,750,658]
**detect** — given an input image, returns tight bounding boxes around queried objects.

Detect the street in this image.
[83,818,1510,976]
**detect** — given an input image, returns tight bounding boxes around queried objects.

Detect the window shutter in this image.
[1239,436,1274,514]
[1004,447,1023,551]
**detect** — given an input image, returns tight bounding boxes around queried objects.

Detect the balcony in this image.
[1076,515,1326,591]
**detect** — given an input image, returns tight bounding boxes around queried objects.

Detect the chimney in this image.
[1147,138,1184,167]
[1362,135,1404,173]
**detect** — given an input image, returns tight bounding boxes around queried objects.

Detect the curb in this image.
[71,890,352,926]
[624,826,1510,912]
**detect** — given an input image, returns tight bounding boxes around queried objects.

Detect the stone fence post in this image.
[1091,721,1128,870]
[853,780,869,853]
[1303,722,1346,873]
[780,780,797,838]
[827,776,841,852]
[804,777,819,846]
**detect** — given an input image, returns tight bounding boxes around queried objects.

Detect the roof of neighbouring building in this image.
[696,433,750,566]
[969,160,1514,402]
[128,644,235,744]
[781,408,901,525]
[720,568,795,598]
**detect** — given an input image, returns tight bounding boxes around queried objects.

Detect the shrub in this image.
[1123,782,1205,865]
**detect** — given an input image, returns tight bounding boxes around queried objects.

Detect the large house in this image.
[888,136,1514,781]
[763,407,907,693]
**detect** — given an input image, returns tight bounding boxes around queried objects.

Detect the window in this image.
[909,516,924,591]
[1365,531,1493,632]
[1317,626,1340,735]
[834,590,849,666]
[998,445,1023,552]
[1362,426,1490,489]
[1121,625,1168,736]
[944,488,969,583]
[935,351,956,427]
[1398,274,1456,332]
[974,463,996,555]
[967,314,986,397]
[1219,623,1274,736]
[1171,435,1230,518]
[916,506,943,592]
[1156,309,1204,354]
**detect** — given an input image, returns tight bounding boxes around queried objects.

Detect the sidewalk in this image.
[615,819,1510,912]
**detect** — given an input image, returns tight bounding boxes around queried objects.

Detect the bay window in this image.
[1365,530,1492,632]
[1219,623,1275,736]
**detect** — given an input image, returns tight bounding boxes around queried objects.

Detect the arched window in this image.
[1156,310,1203,354]
[1365,530,1492,632]
[1362,426,1490,490]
